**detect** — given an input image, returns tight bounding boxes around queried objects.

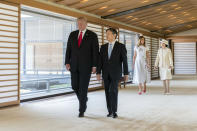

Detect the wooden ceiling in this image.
[46,0,197,35]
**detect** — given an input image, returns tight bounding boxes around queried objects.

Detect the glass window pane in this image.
[119,30,137,81]
[20,11,76,99]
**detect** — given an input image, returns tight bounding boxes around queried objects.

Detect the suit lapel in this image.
[75,30,79,48]
[106,43,109,60]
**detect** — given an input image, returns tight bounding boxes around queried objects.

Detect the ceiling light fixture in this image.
[127,16,133,19]
[160,11,167,13]
[171,4,178,7]
[108,9,115,12]
[175,7,181,10]
[142,0,149,3]
[80,0,88,3]
[99,6,108,10]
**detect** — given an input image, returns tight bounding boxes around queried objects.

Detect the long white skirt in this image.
[133,59,151,84]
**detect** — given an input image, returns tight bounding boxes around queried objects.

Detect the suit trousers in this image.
[103,75,119,114]
[71,70,91,113]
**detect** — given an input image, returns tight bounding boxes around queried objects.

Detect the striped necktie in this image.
[108,43,113,59]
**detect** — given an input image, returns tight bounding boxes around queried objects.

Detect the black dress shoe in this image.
[112,113,118,118]
[78,112,84,117]
[107,113,113,117]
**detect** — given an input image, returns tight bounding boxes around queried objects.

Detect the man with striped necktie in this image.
[97,28,129,118]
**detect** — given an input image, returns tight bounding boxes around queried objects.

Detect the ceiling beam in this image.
[151,20,197,32]
[101,0,178,19]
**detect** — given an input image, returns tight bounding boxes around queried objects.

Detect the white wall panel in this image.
[0,48,18,52]
[0,75,18,81]
[0,14,18,21]
[0,64,18,69]
[0,91,18,97]
[0,25,18,32]
[0,1,19,106]
[0,70,18,75]
[0,9,18,16]
[0,54,18,58]
[174,42,196,74]
[0,80,17,86]
[0,42,18,47]
[0,30,18,37]
[0,86,18,92]
[0,37,18,42]
[0,97,18,103]
[0,59,18,63]
[151,38,159,78]
[0,20,18,27]
[0,3,18,11]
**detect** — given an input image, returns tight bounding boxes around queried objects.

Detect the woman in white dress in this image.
[133,36,151,95]
[154,39,173,95]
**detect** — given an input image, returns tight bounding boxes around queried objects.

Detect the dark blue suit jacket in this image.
[97,41,129,80]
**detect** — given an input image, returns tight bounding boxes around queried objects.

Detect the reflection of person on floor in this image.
[132,36,151,95]
[154,39,173,95]
[96,28,129,118]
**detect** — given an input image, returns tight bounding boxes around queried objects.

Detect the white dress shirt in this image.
[78,29,87,39]
[108,40,116,50]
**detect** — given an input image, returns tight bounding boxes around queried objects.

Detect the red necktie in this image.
[78,31,83,47]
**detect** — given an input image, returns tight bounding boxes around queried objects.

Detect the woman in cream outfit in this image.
[154,39,173,94]
[133,36,151,95]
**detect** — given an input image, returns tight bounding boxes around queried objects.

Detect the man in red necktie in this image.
[65,17,99,117]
